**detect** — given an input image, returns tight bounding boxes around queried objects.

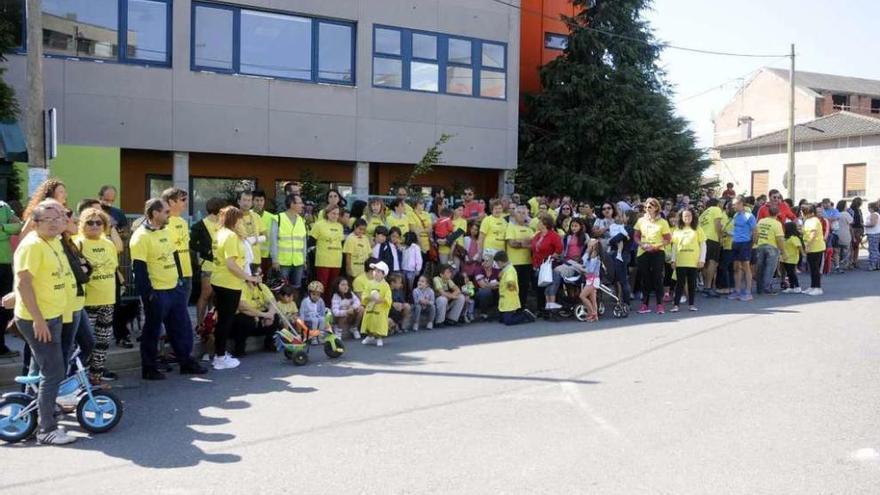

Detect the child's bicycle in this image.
[0,349,124,443]
[271,302,345,367]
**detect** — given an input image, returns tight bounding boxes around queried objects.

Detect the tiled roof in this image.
[766,68,880,98]
[716,111,880,150]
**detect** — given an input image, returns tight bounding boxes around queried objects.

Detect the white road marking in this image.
[559,381,621,437]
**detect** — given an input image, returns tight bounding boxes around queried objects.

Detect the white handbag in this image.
[537,257,554,287]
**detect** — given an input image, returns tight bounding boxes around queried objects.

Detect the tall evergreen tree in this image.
[0,1,20,121]
[518,0,709,200]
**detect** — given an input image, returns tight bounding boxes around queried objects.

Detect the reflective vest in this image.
[277,212,307,266]
[260,211,276,258]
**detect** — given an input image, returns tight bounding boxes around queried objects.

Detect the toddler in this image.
[300,281,327,333]
[276,285,299,323]
[387,273,412,332]
[608,214,629,262]
[331,277,363,339]
[411,275,436,331]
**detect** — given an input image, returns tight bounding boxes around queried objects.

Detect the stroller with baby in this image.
[552,255,630,321]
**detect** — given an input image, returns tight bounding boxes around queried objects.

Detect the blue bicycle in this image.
[0,349,124,443]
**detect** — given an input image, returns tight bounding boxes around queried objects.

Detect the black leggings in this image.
[807,252,823,288]
[211,285,241,357]
[782,263,799,289]
[638,251,666,305]
[674,267,697,306]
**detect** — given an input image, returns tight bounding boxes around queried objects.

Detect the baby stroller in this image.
[555,260,629,321]
[272,301,345,366]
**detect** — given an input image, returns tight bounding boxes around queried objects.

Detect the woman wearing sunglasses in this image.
[75,207,122,382]
[634,198,672,314]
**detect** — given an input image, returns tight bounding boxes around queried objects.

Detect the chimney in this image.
[738,116,754,140]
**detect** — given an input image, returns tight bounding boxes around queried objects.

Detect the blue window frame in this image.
[19,0,172,66]
[372,25,506,100]
[191,2,356,86]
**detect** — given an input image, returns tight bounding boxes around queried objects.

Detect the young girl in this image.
[461,221,482,277]
[460,272,476,323]
[411,275,436,331]
[300,281,327,332]
[802,204,826,295]
[276,285,299,322]
[361,261,392,347]
[781,222,805,294]
[578,239,604,322]
[331,277,363,339]
[669,208,706,313]
[401,231,423,295]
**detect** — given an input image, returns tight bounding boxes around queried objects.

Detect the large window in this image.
[843,164,866,198]
[39,0,170,65]
[372,25,507,100]
[751,170,769,198]
[191,2,355,85]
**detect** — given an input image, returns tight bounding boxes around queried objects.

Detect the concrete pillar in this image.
[173,151,190,218]
[499,169,515,197]
[354,161,370,198]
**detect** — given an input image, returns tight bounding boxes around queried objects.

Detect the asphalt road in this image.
[2,269,879,494]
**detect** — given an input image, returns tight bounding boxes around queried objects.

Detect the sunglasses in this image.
[85,220,104,227]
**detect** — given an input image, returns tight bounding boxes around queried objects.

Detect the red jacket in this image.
[531,230,563,268]
[757,202,797,223]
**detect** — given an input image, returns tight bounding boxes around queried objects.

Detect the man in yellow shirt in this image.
[161,187,193,299]
[13,202,75,445]
[494,251,536,325]
[754,205,786,295]
[505,205,534,309]
[238,190,267,273]
[344,219,372,278]
[131,199,207,380]
[252,190,276,275]
[698,198,725,297]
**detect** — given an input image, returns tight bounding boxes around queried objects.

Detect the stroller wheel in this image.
[597,301,606,316]
[292,351,309,366]
[612,305,625,318]
[574,305,589,322]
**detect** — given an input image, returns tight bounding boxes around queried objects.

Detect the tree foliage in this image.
[518,0,709,201]
[0,2,20,121]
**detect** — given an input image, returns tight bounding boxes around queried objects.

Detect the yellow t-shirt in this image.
[13,233,68,321]
[259,211,276,258]
[698,206,724,243]
[505,223,534,266]
[130,225,180,291]
[276,300,299,320]
[783,236,802,264]
[352,273,369,299]
[211,227,246,290]
[756,217,784,248]
[498,265,520,312]
[201,217,220,273]
[803,217,826,253]
[343,233,372,277]
[166,215,192,278]
[671,227,705,268]
[721,217,735,250]
[409,210,433,252]
[361,215,386,238]
[311,220,345,268]
[240,283,274,313]
[386,213,410,236]
[241,210,267,259]
[635,217,671,257]
[479,215,508,251]
[76,235,118,307]
[528,197,540,217]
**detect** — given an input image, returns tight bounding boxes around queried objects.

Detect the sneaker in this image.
[412,325,419,332]
[726,292,740,300]
[101,370,118,381]
[806,288,823,296]
[669,306,680,313]
[376,338,384,347]
[545,302,562,310]
[426,322,434,330]
[656,304,665,315]
[201,353,212,363]
[615,254,624,262]
[790,287,802,294]
[638,304,650,314]
[740,293,753,301]
[781,288,794,294]
[213,355,239,370]
[523,309,536,321]
[362,336,375,345]
[688,306,699,312]
[142,368,166,381]
[351,330,361,340]
[116,337,134,349]
[223,353,240,368]
[37,427,77,446]
[679,296,687,304]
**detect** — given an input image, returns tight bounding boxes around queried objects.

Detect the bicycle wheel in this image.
[77,391,124,434]
[0,396,38,443]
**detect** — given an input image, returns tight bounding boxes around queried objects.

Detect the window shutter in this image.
[844,164,866,197]
[751,171,769,197]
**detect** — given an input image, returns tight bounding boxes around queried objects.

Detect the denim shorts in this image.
[731,241,752,262]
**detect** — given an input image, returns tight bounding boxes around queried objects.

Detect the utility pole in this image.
[25,0,46,168]
[786,43,795,199]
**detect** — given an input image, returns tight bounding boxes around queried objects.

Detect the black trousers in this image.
[514,264,531,309]
[807,252,823,288]
[782,263,799,289]
[231,313,278,356]
[532,269,546,311]
[0,263,12,351]
[674,267,698,306]
[212,286,242,357]
[637,251,665,306]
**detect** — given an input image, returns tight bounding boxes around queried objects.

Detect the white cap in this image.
[370,261,390,277]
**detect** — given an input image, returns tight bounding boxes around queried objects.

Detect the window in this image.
[191,2,356,86]
[832,94,850,111]
[146,175,173,203]
[0,0,24,48]
[190,177,256,220]
[871,99,880,115]
[545,33,568,50]
[751,170,769,198]
[40,0,170,65]
[372,25,507,100]
[843,164,866,198]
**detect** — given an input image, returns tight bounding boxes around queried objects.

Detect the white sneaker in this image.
[807,288,823,296]
[376,338,384,347]
[361,336,375,345]
[37,427,77,446]
[224,353,240,367]
[791,287,802,293]
[679,296,687,304]
[351,330,361,340]
[213,356,230,370]
[201,353,212,362]
[213,354,240,370]
[545,302,562,310]
[426,322,433,330]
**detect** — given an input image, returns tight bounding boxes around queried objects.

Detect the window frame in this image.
[842,163,867,198]
[190,1,356,86]
[372,24,507,101]
[750,170,769,198]
[544,32,569,51]
[23,0,173,67]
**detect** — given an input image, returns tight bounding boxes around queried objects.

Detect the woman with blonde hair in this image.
[75,207,121,381]
[634,197,672,314]
[362,198,387,239]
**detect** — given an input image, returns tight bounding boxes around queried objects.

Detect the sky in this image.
[645,0,880,149]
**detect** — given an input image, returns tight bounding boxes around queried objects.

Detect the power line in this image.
[487,0,791,58]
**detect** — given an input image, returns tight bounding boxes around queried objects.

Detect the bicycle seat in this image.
[14,375,41,385]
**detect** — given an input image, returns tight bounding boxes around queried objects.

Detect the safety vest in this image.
[277,212,307,266]
[260,211,276,258]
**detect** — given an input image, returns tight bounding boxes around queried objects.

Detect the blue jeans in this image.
[755,245,780,293]
[868,233,880,269]
[475,287,498,315]
[16,317,64,432]
[280,265,304,289]
[141,283,195,372]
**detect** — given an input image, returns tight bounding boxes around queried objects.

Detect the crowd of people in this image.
[5,176,879,446]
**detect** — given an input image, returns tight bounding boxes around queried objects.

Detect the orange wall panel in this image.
[520,0,580,97]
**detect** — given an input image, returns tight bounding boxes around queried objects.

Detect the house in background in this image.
[711,68,880,200]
